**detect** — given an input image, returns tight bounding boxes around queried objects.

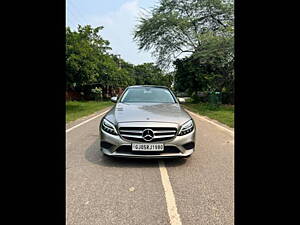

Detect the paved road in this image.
[66,107,234,225]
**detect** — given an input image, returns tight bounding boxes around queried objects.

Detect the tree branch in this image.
[174,50,193,59]
[210,15,227,28]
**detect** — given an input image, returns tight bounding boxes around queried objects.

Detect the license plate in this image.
[132,143,164,151]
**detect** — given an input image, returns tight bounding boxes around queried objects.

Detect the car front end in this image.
[99,86,196,158]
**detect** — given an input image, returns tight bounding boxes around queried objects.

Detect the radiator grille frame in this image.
[118,126,177,142]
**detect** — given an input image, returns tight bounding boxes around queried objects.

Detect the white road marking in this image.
[158,160,182,225]
[66,110,109,133]
[185,109,234,135]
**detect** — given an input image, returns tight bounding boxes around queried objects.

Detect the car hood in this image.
[105,103,191,125]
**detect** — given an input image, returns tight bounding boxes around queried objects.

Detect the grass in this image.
[184,102,234,128]
[66,101,113,123]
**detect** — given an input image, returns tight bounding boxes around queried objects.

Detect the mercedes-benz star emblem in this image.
[142,129,154,142]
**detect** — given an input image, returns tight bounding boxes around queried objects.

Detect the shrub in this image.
[191,93,201,103]
[221,92,234,104]
[91,87,103,101]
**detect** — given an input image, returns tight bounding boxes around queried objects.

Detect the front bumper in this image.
[100,128,195,158]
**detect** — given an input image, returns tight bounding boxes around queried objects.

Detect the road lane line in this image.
[185,109,234,135]
[66,110,109,133]
[158,160,182,225]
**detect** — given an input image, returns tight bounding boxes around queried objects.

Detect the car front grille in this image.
[118,127,177,142]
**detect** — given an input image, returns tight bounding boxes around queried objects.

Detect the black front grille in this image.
[119,127,177,142]
[115,145,181,155]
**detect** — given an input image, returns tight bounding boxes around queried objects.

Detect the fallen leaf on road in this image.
[129,187,135,192]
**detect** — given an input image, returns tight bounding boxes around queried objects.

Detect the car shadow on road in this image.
[85,139,188,168]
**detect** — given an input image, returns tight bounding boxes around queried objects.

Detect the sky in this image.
[66,0,160,65]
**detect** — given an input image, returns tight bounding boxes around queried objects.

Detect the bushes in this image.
[221,92,234,105]
[191,93,201,103]
[191,92,209,103]
[91,87,103,101]
[190,91,233,105]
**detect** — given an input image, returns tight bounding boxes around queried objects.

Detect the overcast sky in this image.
[66,0,159,65]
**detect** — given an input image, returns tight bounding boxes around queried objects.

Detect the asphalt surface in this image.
[66,107,234,225]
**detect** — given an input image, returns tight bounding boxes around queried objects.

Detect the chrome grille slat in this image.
[121,134,143,138]
[119,127,177,142]
[152,134,175,138]
[153,130,176,134]
[120,130,143,134]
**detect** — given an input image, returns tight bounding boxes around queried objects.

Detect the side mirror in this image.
[177,97,185,104]
[111,96,118,103]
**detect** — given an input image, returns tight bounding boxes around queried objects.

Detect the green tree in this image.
[134,0,233,68]
[66,24,175,100]
[66,25,111,90]
[134,0,234,102]
[174,30,234,94]
[133,63,172,87]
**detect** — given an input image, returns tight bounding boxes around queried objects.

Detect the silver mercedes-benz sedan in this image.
[99,85,196,158]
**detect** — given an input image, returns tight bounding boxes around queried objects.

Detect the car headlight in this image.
[178,120,194,136]
[101,118,118,135]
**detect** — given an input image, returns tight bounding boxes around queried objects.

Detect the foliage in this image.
[133,63,173,87]
[134,0,234,68]
[66,25,111,90]
[91,87,103,101]
[134,0,234,103]
[191,93,202,103]
[174,31,234,98]
[66,25,172,97]
[66,26,135,92]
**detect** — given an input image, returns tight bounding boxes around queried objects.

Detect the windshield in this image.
[120,87,176,103]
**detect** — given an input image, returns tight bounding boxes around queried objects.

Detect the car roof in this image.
[127,85,169,89]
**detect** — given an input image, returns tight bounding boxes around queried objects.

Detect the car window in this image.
[120,87,176,103]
